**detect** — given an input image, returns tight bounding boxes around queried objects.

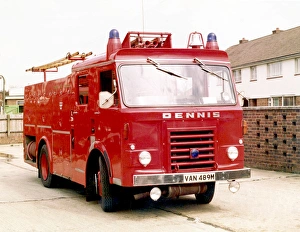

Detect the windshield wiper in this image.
[194,58,228,82]
[147,57,188,80]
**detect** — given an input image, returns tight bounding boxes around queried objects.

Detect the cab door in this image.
[70,74,92,184]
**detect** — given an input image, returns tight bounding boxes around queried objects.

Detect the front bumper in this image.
[133,168,251,186]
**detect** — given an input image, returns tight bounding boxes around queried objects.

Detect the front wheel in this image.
[99,157,117,212]
[195,182,215,204]
[39,145,55,188]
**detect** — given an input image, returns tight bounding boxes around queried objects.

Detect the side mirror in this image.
[99,91,114,108]
[99,79,117,109]
[237,91,245,107]
[238,94,244,107]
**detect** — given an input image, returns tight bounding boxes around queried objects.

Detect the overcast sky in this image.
[0,0,299,89]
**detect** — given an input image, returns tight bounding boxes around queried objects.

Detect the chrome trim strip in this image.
[52,130,70,135]
[75,168,84,173]
[133,168,251,186]
[37,125,51,129]
[24,124,35,127]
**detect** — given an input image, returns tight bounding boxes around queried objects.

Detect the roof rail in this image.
[122,31,172,48]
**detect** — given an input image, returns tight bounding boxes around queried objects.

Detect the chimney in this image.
[239,38,248,44]
[272,28,283,34]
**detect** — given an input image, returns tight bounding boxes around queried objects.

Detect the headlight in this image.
[227,146,238,161]
[139,151,152,167]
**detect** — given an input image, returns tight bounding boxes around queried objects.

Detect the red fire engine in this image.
[24,29,251,212]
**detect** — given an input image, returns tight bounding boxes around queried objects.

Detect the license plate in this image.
[183,172,215,183]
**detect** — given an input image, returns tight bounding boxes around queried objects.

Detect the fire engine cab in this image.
[24,29,251,212]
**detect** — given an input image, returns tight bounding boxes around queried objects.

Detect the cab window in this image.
[78,75,89,105]
[100,70,113,92]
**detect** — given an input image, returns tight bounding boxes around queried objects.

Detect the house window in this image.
[250,66,257,81]
[295,58,300,74]
[272,97,280,106]
[233,69,241,83]
[267,62,282,78]
[283,96,294,106]
[269,96,295,106]
[16,100,24,106]
[250,99,257,107]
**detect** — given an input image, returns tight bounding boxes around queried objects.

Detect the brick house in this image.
[226,26,300,107]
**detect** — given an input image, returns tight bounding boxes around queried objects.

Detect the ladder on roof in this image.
[26,51,92,81]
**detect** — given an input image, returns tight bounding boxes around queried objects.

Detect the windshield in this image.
[119,64,236,107]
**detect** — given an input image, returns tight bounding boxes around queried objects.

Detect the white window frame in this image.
[269,96,295,106]
[250,66,257,81]
[283,96,295,106]
[272,97,280,106]
[295,58,300,74]
[233,69,241,83]
[16,100,24,106]
[267,62,282,78]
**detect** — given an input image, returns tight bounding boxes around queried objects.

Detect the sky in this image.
[0,0,299,89]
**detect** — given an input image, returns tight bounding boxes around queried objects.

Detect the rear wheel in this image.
[99,157,117,212]
[195,182,215,204]
[39,145,55,188]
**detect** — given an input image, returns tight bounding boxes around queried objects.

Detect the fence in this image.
[0,114,23,144]
[243,107,300,173]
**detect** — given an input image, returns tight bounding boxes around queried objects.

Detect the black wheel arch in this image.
[86,149,112,187]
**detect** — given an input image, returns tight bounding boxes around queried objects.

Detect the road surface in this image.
[0,144,299,232]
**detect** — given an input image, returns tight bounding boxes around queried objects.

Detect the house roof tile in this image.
[226,26,300,68]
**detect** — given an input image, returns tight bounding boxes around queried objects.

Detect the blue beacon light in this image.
[206,33,219,50]
[109,29,120,39]
[107,29,121,60]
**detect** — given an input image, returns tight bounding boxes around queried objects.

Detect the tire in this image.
[99,157,117,212]
[195,182,215,204]
[39,144,55,188]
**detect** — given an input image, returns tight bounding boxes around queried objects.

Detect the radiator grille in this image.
[170,129,216,172]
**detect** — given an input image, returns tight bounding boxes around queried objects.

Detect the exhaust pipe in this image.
[165,184,207,198]
[133,192,150,201]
